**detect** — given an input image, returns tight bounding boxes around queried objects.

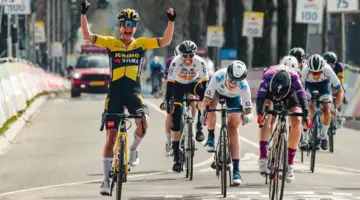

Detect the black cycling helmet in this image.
[269,70,291,100]
[178,40,197,55]
[227,60,247,81]
[117,8,140,22]
[323,51,337,66]
[289,47,306,63]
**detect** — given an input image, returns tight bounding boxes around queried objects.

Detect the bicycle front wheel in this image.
[116,138,126,200]
[187,121,194,180]
[220,126,228,197]
[310,116,319,173]
[269,134,287,200]
[328,118,335,153]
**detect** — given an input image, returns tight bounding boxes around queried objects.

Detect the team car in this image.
[68,45,111,98]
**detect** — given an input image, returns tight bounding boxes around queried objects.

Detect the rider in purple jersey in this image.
[256,65,309,183]
[256,65,308,115]
[164,55,175,80]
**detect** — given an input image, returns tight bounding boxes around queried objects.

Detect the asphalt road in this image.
[0,92,359,200]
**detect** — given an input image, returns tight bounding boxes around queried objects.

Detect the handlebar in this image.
[259,104,304,128]
[203,103,245,126]
[100,112,146,135]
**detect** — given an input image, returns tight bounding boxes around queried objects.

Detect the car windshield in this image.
[76,56,109,69]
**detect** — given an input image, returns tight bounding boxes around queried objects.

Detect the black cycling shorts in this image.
[170,80,206,132]
[104,91,148,130]
[265,91,301,110]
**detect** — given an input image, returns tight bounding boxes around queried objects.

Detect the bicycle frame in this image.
[204,99,245,197]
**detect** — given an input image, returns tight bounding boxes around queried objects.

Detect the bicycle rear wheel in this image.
[269,134,287,200]
[310,116,319,173]
[116,138,125,200]
[220,126,228,197]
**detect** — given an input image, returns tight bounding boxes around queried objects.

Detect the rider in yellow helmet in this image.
[80,1,176,195]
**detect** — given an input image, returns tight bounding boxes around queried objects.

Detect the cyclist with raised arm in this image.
[301,54,344,151]
[201,61,253,185]
[256,65,309,183]
[165,40,209,172]
[289,47,306,71]
[161,45,180,157]
[79,1,175,195]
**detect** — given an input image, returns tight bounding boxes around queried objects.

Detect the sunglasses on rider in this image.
[227,76,240,85]
[310,71,322,76]
[182,53,195,58]
[119,20,137,28]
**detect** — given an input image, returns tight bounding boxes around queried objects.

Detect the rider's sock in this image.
[208,129,215,140]
[288,148,296,165]
[232,159,239,172]
[172,141,180,151]
[130,132,143,151]
[259,141,268,159]
[103,157,113,181]
[321,124,330,139]
[166,133,171,144]
[172,141,180,161]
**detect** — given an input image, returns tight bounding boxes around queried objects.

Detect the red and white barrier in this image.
[0,58,67,128]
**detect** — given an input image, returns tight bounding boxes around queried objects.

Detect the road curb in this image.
[0,94,50,155]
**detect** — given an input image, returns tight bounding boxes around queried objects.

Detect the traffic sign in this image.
[0,0,24,5]
[296,0,323,24]
[327,0,359,13]
[207,26,224,47]
[242,12,264,38]
[4,0,30,15]
[220,49,237,60]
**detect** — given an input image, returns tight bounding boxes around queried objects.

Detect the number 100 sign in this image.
[296,0,324,24]
[242,11,264,38]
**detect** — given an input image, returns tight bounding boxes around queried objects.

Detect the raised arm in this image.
[80,1,93,41]
[161,8,176,47]
[81,14,93,41]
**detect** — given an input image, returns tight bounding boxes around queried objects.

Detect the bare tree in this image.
[252,0,276,67]
[291,0,308,52]
[132,0,209,55]
[277,0,289,62]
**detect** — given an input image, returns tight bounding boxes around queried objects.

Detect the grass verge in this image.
[0,91,50,136]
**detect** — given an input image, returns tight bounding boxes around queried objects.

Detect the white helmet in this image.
[227,60,247,81]
[280,55,299,73]
[308,54,326,72]
[174,45,180,56]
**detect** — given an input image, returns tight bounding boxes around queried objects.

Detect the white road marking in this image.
[0,112,215,198]
[0,155,214,198]
[293,191,315,195]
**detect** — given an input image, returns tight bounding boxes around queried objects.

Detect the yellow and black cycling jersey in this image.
[332,62,344,85]
[91,35,162,92]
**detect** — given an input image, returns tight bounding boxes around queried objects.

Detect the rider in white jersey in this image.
[167,54,208,84]
[300,54,344,151]
[201,60,253,185]
[165,40,209,172]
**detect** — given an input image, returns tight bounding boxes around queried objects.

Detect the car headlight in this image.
[72,72,82,79]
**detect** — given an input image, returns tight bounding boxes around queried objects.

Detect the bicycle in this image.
[299,90,321,173]
[100,108,146,200]
[260,102,303,200]
[152,70,163,98]
[167,95,202,180]
[204,99,245,198]
[328,96,338,153]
